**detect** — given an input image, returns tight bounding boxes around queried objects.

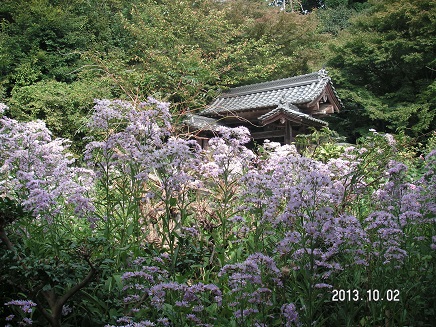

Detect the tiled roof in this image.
[183,114,223,131]
[202,69,337,115]
[258,103,328,126]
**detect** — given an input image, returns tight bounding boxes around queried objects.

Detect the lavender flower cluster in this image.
[245,138,434,270]
[99,100,434,326]
[218,253,283,323]
[4,299,37,326]
[0,103,95,224]
[239,143,368,279]
[84,99,202,212]
[110,255,222,327]
[202,126,255,180]
[2,97,435,326]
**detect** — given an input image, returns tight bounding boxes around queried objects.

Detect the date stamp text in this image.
[331,289,400,302]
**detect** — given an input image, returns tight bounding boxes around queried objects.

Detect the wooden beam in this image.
[251,130,285,139]
[284,121,292,145]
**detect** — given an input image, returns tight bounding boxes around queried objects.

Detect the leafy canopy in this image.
[327,0,436,138]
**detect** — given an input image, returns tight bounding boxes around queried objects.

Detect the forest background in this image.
[0,0,435,148]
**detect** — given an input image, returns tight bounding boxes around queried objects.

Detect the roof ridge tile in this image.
[221,70,326,98]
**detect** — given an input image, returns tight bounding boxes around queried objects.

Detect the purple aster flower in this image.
[156,318,170,326]
[281,303,299,326]
[314,283,333,289]
[0,113,96,223]
[62,304,72,316]
[0,103,8,115]
[4,299,37,313]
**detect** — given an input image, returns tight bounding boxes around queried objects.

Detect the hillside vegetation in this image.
[1,0,434,144]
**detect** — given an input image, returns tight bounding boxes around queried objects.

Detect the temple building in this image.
[184,69,342,147]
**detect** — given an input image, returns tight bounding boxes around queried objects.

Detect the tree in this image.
[8,79,113,152]
[1,0,332,143]
[84,0,325,110]
[327,0,436,140]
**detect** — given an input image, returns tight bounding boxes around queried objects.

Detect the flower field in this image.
[1,99,435,326]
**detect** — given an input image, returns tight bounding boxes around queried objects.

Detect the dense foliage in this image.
[1,100,435,326]
[0,0,324,147]
[326,0,436,140]
[1,0,434,144]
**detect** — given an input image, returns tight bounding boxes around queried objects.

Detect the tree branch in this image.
[36,258,97,327]
[0,226,16,253]
[59,257,96,306]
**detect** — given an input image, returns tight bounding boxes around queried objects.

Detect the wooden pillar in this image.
[284,120,292,145]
